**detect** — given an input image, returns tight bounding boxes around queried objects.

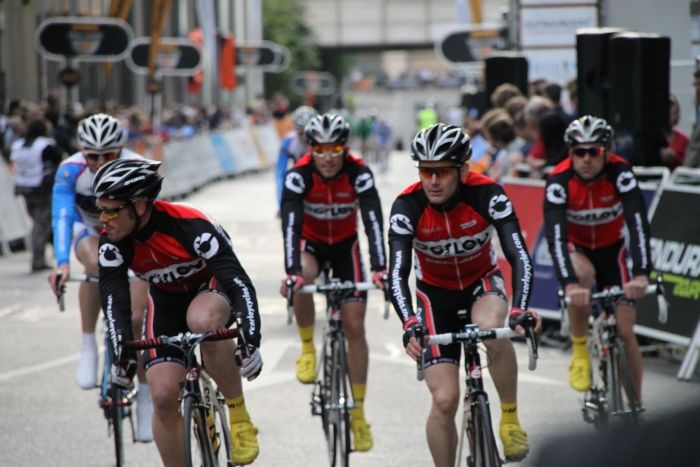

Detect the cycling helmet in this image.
[291,105,319,132]
[304,113,350,146]
[93,159,163,200]
[564,115,614,148]
[410,123,472,165]
[77,113,126,151]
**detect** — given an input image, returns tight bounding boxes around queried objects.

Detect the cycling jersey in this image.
[98,200,261,356]
[51,148,141,265]
[543,154,652,285]
[280,153,386,275]
[388,172,533,326]
[275,131,309,207]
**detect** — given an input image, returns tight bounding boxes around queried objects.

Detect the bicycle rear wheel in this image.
[469,394,502,467]
[183,396,214,467]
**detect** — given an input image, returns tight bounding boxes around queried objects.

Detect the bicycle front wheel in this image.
[183,396,214,467]
[211,391,232,465]
[612,339,642,424]
[326,337,351,467]
[470,394,502,467]
[108,384,125,467]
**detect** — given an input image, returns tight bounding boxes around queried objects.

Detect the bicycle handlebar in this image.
[54,272,135,312]
[126,328,239,351]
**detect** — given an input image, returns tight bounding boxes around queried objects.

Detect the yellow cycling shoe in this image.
[230,420,259,465]
[350,415,373,452]
[569,357,592,392]
[500,423,529,462]
[296,351,317,384]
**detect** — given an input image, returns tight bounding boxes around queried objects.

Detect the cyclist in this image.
[46,113,153,441]
[275,105,318,211]
[279,112,387,452]
[544,115,651,398]
[388,123,540,466]
[93,159,263,466]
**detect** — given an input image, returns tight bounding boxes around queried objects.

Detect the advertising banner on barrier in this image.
[636,187,700,342]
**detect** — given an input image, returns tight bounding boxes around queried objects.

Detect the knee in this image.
[576,265,595,289]
[431,390,459,418]
[150,384,180,419]
[187,312,218,333]
[343,317,365,341]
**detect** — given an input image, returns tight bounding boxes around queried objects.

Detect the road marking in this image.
[0,346,104,382]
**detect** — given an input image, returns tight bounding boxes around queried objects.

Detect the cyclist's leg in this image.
[424,363,460,467]
[73,232,101,388]
[188,286,259,465]
[567,250,596,392]
[295,243,320,383]
[130,278,153,442]
[147,362,187,465]
[614,304,643,402]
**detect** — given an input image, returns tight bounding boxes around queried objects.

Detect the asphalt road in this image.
[0,154,698,467]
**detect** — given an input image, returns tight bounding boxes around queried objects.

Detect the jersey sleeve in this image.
[387,196,417,325]
[98,236,134,357]
[180,218,262,348]
[354,165,387,271]
[51,163,80,266]
[612,165,653,277]
[482,184,534,310]
[543,173,578,285]
[280,167,308,275]
[275,136,292,208]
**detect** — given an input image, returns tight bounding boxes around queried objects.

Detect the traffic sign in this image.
[126,37,202,76]
[290,71,337,96]
[35,16,134,62]
[235,41,290,72]
[435,23,506,66]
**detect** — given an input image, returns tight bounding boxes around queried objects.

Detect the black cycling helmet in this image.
[77,113,125,151]
[564,115,614,148]
[93,159,163,201]
[304,113,350,146]
[410,123,472,165]
[291,105,319,132]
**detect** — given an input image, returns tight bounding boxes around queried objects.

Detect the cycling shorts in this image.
[417,268,506,369]
[73,221,99,252]
[140,277,234,370]
[302,235,367,303]
[570,239,631,290]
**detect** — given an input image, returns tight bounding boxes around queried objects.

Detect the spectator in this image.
[491,83,523,109]
[9,118,63,272]
[684,68,700,168]
[523,96,555,171]
[564,78,578,118]
[660,94,689,170]
[504,95,528,121]
[479,108,525,181]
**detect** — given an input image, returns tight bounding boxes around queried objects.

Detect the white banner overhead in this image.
[520,6,597,47]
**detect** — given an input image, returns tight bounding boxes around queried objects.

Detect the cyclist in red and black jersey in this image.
[279,112,387,452]
[544,115,652,398]
[93,159,262,466]
[389,123,540,465]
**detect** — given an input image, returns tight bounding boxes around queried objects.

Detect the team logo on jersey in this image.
[390,213,414,235]
[354,172,374,193]
[193,233,220,259]
[98,244,124,267]
[546,183,567,205]
[284,172,305,194]
[616,171,637,193]
[488,194,513,220]
[567,203,623,225]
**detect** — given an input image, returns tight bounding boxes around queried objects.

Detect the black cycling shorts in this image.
[417,268,507,369]
[140,277,234,370]
[302,235,367,303]
[570,239,631,290]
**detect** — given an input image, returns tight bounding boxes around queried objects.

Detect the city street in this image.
[0,154,697,467]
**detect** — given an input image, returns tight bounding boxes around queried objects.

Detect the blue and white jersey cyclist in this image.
[47,113,153,441]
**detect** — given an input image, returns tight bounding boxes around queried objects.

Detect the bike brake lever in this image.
[55,273,66,312]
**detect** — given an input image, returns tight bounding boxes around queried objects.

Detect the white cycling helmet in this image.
[291,105,319,132]
[93,159,163,201]
[305,113,350,146]
[564,115,614,148]
[77,113,126,151]
[410,123,472,165]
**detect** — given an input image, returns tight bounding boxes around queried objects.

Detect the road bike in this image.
[126,324,247,467]
[558,277,668,430]
[287,270,382,467]
[424,313,538,467]
[56,273,138,467]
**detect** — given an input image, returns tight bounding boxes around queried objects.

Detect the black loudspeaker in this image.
[576,28,626,119]
[608,32,670,166]
[484,53,528,106]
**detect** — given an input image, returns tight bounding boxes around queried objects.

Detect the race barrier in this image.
[496,167,700,380]
[0,123,279,251]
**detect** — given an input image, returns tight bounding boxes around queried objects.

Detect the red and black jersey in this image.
[280,153,386,274]
[98,200,261,353]
[388,172,533,326]
[543,154,652,285]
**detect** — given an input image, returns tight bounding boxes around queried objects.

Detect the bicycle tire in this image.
[470,394,501,467]
[108,384,125,467]
[183,396,214,467]
[614,339,642,424]
[335,338,351,467]
[325,336,351,467]
[211,391,232,465]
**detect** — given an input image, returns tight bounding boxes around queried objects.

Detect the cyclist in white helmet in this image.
[47,113,154,442]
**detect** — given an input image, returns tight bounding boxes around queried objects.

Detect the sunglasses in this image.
[96,202,131,220]
[311,145,345,158]
[418,166,459,179]
[571,147,605,158]
[85,150,119,162]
